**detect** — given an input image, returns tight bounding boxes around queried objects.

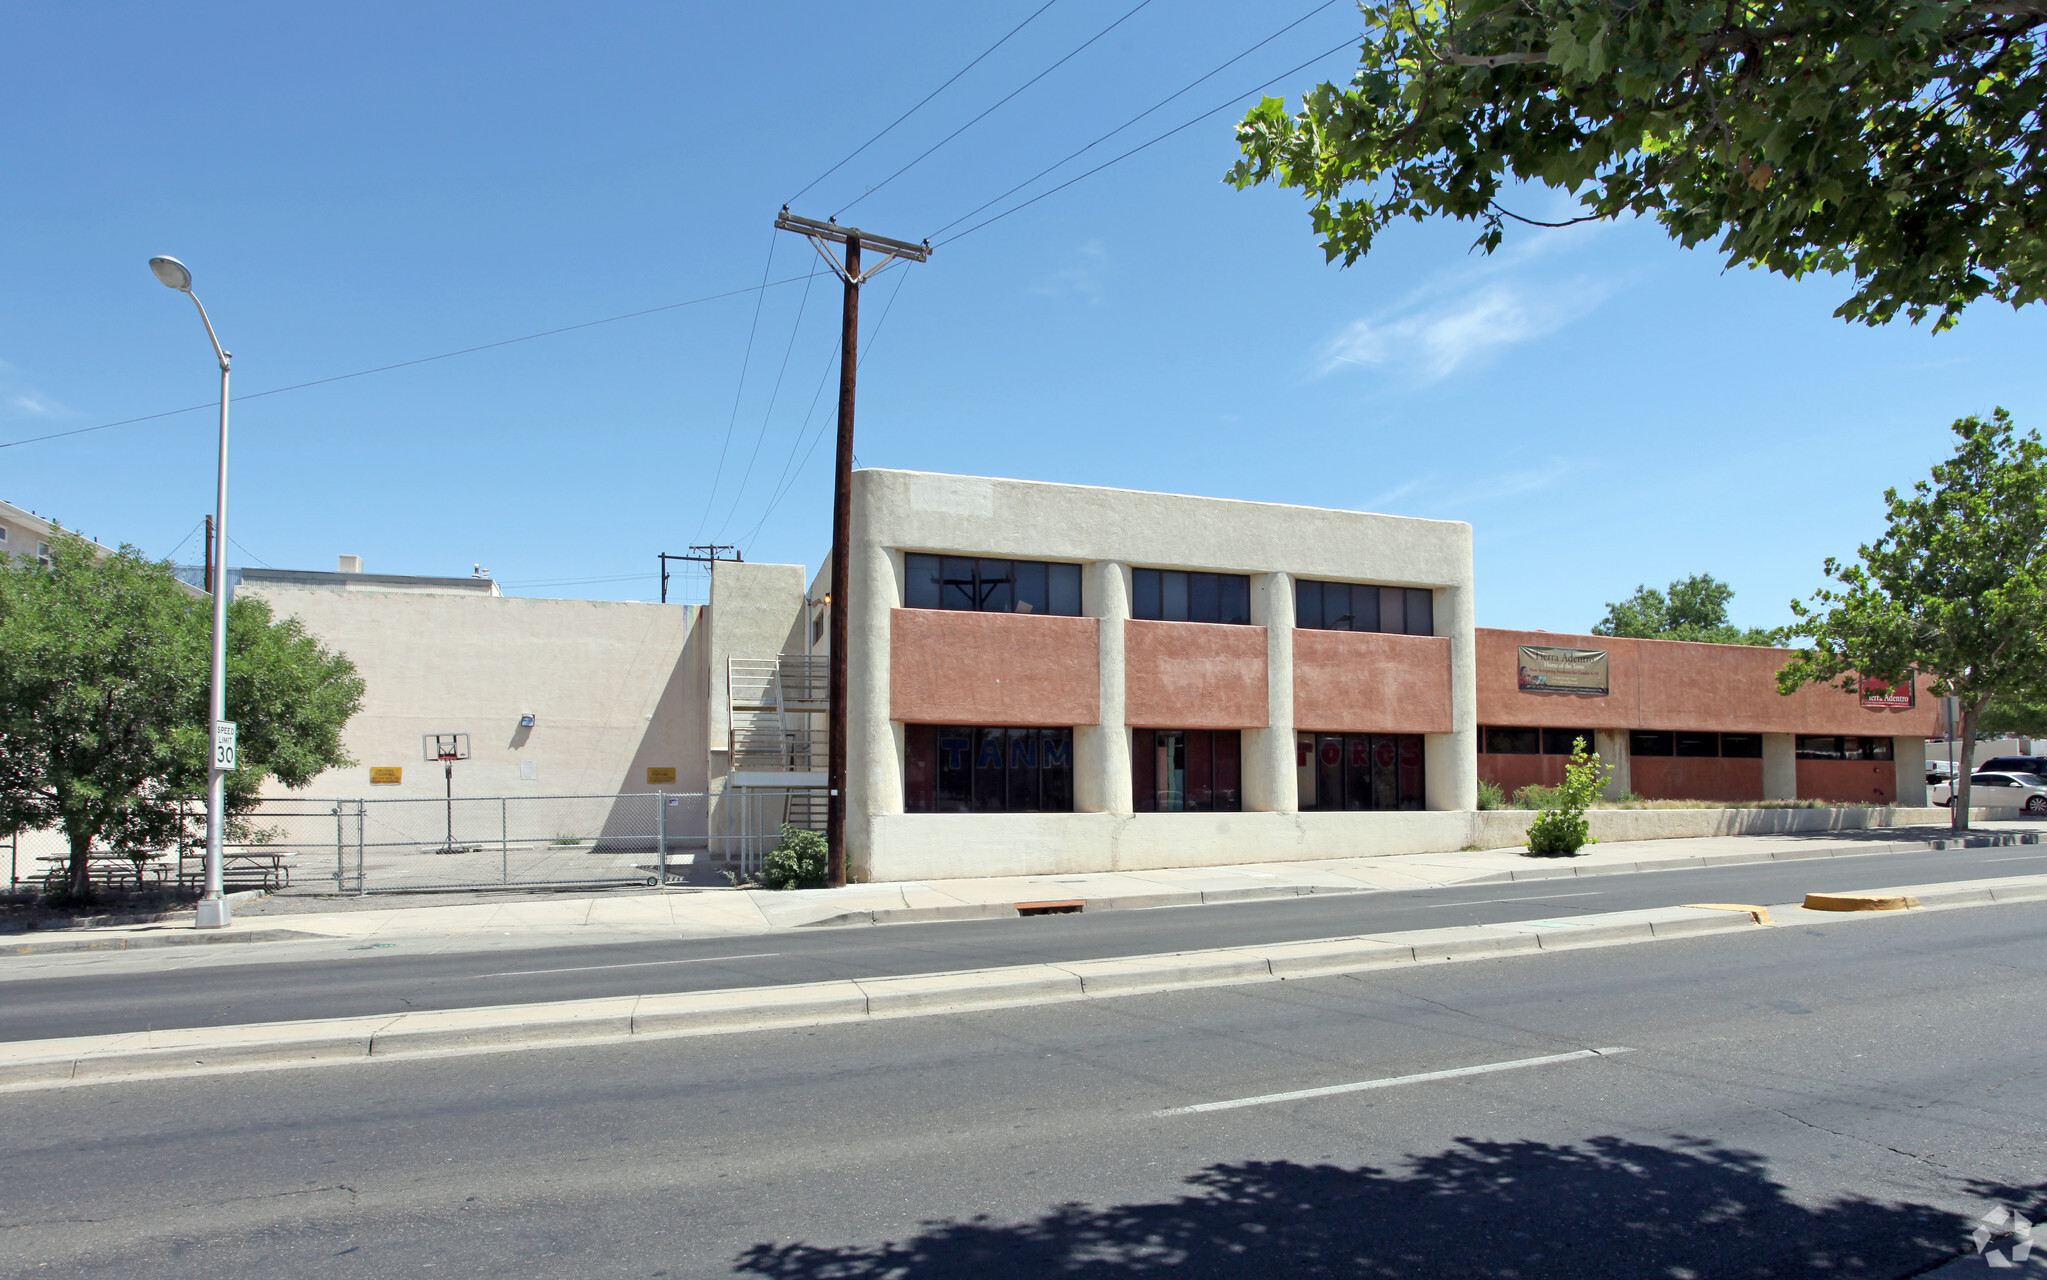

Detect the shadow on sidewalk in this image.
[733,1135,2019,1278]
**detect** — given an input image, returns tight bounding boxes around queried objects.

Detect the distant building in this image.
[0,498,116,566]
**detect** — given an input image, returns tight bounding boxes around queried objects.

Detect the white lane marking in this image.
[1154,1047,1634,1117]
[1417,891,1604,908]
[470,952,782,979]
[1985,855,2047,862]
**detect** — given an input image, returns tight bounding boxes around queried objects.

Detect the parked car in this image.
[1932,771,2047,812]
[1979,756,2047,777]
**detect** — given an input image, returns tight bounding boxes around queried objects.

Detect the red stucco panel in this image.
[1629,757,1765,802]
[1796,759,1896,805]
[889,609,1100,727]
[1293,630,1454,734]
[1123,620,1269,729]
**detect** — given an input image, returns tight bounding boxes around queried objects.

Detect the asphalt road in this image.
[4,841,2046,1042]
[6,899,2046,1278]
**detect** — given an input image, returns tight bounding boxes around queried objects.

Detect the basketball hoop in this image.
[422,734,475,853]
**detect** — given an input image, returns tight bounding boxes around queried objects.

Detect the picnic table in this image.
[35,849,172,890]
[178,848,296,890]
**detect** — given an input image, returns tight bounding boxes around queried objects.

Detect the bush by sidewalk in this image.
[760,825,828,891]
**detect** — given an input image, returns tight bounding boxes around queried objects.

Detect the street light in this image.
[150,255,234,929]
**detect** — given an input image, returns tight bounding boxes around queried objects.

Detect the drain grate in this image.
[1016,899,1084,917]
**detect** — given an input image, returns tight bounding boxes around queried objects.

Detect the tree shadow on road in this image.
[733,1135,2022,1278]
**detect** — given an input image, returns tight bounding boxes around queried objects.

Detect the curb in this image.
[1,927,327,957]
[0,903,1770,1091]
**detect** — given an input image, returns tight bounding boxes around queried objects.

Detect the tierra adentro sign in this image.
[1517,646,1609,696]
[1859,674,1916,709]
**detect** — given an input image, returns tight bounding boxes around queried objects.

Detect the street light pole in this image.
[150,255,234,929]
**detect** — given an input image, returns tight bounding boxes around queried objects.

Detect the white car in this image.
[1932,771,2047,812]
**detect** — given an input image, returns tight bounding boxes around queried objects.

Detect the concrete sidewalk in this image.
[7,817,2041,958]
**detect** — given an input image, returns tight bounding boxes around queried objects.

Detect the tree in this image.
[0,533,363,899]
[1778,409,2047,830]
[1594,573,1785,644]
[1228,0,2047,329]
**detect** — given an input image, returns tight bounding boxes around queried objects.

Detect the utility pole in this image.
[658,544,740,604]
[772,208,929,887]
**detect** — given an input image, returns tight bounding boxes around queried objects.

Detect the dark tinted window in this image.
[904,556,1082,616]
[907,725,1074,814]
[1485,727,1539,754]
[1796,736,1843,759]
[1296,732,1426,811]
[1378,586,1406,636]
[1541,728,1591,756]
[1405,588,1434,636]
[1631,730,1674,757]
[1675,732,1719,758]
[1294,578,1323,630]
[1134,730,1243,812]
[1721,733,1763,758]
[1132,568,1253,624]
[1322,582,1352,631]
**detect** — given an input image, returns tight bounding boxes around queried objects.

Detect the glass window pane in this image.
[935,728,973,812]
[1372,735,1400,810]
[1214,731,1242,811]
[1343,735,1372,811]
[1006,727,1041,811]
[1865,737,1894,760]
[972,728,1007,811]
[978,559,1013,614]
[1541,728,1589,756]
[1040,729,1073,811]
[1324,582,1353,631]
[1048,563,1082,616]
[905,555,942,610]
[1378,586,1405,636]
[1162,571,1190,622]
[1189,573,1221,624]
[1158,730,1187,811]
[1397,735,1426,810]
[1131,729,1156,813]
[941,557,977,611]
[905,725,937,813]
[1796,735,1842,760]
[1219,575,1249,625]
[1675,732,1719,757]
[1186,730,1215,810]
[1721,733,1763,759]
[1294,579,1323,630]
[1485,727,1539,754]
[1132,568,1161,621]
[1012,561,1048,615]
[1317,734,1343,812]
[1296,732,1318,809]
[1406,588,1434,636]
[1631,730,1674,757]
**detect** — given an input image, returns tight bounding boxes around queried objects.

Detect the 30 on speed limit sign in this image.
[214,721,238,771]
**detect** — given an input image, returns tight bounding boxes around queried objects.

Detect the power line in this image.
[832,0,1159,221]
[714,263,824,539]
[736,266,914,550]
[691,234,781,543]
[0,274,816,452]
[500,572,658,589]
[225,533,272,569]
[787,0,1064,209]
[937,34,1361,247]
[929,0,1347,240]
[162,518,205,563]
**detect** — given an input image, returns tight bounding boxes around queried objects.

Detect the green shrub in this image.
[1524,741,1611,857]
[1476,780,1506,811]
[1511,783,1561,810]
[761,824,828,890]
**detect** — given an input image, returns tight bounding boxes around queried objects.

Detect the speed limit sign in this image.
[214,721,238,771]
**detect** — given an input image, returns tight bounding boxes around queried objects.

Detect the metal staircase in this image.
[727,655,829,834]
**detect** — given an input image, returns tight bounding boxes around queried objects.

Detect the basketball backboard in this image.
[424,733,471,762]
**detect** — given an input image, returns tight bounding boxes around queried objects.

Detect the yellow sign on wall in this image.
[370,767,403,785]
[646,766,677,786]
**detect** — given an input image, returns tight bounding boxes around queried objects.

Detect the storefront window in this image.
[1132,730,1242,811]
[904,555,1082,616]
[1798,735,1893,760]
[904,726,1075,812]
[1295,733,1425,811]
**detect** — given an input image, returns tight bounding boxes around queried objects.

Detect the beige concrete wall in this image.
[238,584,707,803]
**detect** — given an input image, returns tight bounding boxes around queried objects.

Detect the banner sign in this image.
[1518,646,1610,696]
[1860,675,1916,709]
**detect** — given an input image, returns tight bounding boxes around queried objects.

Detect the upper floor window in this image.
[1796,735,1893,761]
[1131,569,1250,624]
[904,555,1081,616]
[1296,580,1435,636]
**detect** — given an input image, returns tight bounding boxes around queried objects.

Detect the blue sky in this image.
[4,0,2042,634]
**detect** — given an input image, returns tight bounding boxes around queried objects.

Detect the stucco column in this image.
[1762,733,1797,800]
[1592,728,1632,800]
[1075,561,1132,814]
[1243,572,1297,813]
[844,496,902,881]
[1892,735,1928,806]
[1426,582,1479,811]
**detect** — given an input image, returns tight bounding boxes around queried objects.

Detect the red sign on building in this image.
[1859,675,1916,709]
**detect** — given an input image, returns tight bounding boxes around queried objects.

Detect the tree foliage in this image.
[1779,409,2047,828]
[0,534,363,898]
[1594,573,1784,644]
[1229,0,2047,329]
[1525,737,1608,854]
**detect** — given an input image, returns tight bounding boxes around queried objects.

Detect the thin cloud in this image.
[1316,276,1616,383]
[0,361,73,418]
[1028,239,1110,305]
